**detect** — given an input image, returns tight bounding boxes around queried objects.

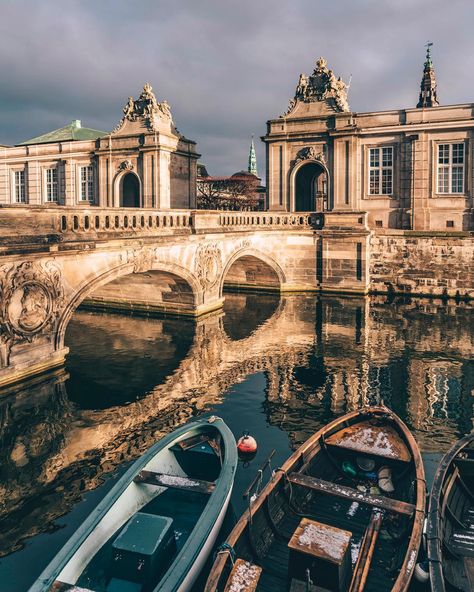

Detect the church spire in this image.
[417,42,439,108]
[248,135,258,176]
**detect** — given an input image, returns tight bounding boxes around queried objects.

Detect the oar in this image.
[349,509,384,592]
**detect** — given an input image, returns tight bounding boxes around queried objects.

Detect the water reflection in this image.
[0,293,472,588]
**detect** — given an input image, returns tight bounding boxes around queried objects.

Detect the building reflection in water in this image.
[0,293,472,559]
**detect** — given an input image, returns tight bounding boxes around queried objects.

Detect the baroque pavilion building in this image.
[264,46,473,231]
[0,47,473,231]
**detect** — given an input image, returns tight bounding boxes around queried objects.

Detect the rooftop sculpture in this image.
[283,57,350,116]
[115,83,174,133]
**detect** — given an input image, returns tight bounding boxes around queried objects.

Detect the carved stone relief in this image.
[126,248,157,274]
[118,160,134,171]
[195,243,222,289]
[0,261,65,360]
[294,146,327,167]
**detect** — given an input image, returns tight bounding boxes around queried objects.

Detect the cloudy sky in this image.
[1,0,473,176]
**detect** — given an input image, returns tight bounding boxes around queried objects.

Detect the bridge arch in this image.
[56,261,202,351]
[220,249,286,296]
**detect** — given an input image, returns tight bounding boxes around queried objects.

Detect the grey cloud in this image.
[1,0,473,175]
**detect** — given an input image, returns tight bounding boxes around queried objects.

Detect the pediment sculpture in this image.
[114,83,174,133]
[294,146,326,166]
[282,57,350,116]
[118,160,134,171]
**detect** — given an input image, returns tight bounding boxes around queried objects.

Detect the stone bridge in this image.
[0,206,370,388]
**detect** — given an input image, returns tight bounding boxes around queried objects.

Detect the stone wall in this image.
[369,231,474,299]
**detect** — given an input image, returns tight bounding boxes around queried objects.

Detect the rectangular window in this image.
[45,168,58,202]
[14,170,26,203]
[80,165,94,201]
[437,143,464,194]
[368,147,393,195]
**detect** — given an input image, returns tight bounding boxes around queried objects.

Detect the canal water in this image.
[0,293,472,591]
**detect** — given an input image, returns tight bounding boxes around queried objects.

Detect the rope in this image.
[214,542,236,566]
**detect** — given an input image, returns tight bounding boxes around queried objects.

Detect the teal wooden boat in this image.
[29,416,237,592]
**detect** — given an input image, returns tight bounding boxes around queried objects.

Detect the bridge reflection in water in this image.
[0,293,472,590]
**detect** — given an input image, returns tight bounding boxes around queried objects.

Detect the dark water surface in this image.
[0,293,472,591]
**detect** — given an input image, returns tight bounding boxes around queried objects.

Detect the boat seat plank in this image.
[174,432,210,451]
[288,473,415,516]
[324,420,411,462]
[223,558,262,592]
[133,470,215,494]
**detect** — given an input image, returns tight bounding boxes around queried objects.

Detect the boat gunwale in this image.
[426,433,474,592]
[29,415,237,592]
[204,405,426,592]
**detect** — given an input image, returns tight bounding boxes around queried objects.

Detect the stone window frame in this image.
[76,161,96,204]
[9,165,27,204]
[42,163,64,204]
[362,142,399,200]
[432,139,468,197]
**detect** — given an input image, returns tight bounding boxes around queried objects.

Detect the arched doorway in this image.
[294,161,328,212]
[120,173,140,207]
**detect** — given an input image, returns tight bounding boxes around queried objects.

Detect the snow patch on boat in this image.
[347,502,359,517]
[351,540,361,564]
[298,523,350,561]
[228,561,260,592]
[406,549,417,573]
[157,474,200,488]
[343,427,395,456]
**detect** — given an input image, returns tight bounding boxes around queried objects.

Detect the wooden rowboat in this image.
[205,406,425,592]
[29,415,237,592]
[426,433,474,592]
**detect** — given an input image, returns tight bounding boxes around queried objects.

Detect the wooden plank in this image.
[175,432,210,451]
[133,470,215,494]
[349,510,383,592]
[288,518,352,565]
[288,472,415,516]
[223,558,262,592]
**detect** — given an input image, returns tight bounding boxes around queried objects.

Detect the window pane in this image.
[369,148,379,168]
[382,168,392,194]
[437,166,449,193]
[452,166,464,193]
[438,145,449,165]
[382,147,393,167]
[369,169,379,194]
[452,143,464,164]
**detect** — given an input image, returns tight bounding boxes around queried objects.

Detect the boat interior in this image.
[438,443,474,592]
[53,425,225,592]
[218,414,421,592]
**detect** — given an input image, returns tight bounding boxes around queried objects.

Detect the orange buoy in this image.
[237,431,258,455]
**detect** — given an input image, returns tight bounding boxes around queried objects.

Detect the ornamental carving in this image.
[195,243,222,289]
[126,248,157,274]
[294,146,326,166]
[281,56,350,116]
[118,160,134,171]
[0,261,64,343]
[114,83,174,133]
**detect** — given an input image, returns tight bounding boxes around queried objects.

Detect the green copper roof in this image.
[18,120,108,146]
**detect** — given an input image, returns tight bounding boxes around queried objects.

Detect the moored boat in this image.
[205,406,425,592]
[29,415,237,592]
[426,433,474,592]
